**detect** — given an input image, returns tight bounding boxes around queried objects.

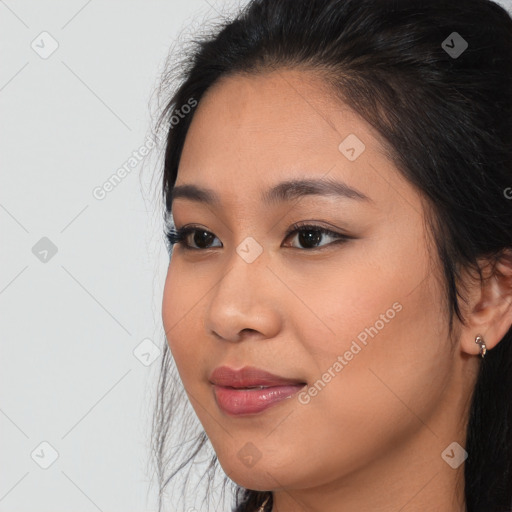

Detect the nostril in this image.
[240,328,258,335]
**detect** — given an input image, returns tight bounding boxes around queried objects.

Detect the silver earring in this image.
[475,335,487,358]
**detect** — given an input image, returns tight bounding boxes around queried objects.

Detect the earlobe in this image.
[459,250,512,357]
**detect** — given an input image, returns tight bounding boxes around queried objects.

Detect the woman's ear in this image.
[458,249,512,357]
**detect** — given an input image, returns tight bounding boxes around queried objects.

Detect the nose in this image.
[204,249,282,343]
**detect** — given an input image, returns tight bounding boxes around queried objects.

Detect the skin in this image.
[161,68,512,512]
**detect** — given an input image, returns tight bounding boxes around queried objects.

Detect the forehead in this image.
[183,69,371,152]
[175,68,413,216]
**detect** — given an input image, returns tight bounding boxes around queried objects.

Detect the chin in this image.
[218,458,284,490]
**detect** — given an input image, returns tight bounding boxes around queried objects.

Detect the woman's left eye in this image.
[282,223,350,249]
[164,223,350,253]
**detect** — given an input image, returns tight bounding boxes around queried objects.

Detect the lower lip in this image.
[212,384,306,416]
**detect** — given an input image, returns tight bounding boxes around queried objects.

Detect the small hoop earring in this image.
[475,335,487,359]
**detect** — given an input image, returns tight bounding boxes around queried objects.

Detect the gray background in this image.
[0,1,245,511]
[1,1,511,511]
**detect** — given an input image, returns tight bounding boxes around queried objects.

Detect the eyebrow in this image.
[170,177,371,209]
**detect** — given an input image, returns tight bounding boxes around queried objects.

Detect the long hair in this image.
[151,1,512,510]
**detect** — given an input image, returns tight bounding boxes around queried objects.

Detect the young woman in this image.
[152,0,512,510]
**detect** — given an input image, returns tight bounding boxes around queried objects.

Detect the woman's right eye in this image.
[165,226,222,251]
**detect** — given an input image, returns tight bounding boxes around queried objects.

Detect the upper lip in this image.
[209,365,306,388]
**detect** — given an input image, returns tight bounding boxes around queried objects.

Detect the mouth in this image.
[227,385,276,389]
[209,365,307,416]
[211,383,307,416]
[209,364,306,388]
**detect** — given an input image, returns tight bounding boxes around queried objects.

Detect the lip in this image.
[209,365,306,388]
[209,365,306,416]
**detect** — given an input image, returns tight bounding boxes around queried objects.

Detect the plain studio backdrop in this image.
[1,1,511,511]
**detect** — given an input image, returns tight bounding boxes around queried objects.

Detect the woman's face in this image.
[162,69,473,507]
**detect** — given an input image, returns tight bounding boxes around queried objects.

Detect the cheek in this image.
[162,264,181,352]
[283,250,450,467]
[161,263,207,383]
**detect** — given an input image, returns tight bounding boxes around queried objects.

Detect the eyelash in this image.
[164,222,351,252]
